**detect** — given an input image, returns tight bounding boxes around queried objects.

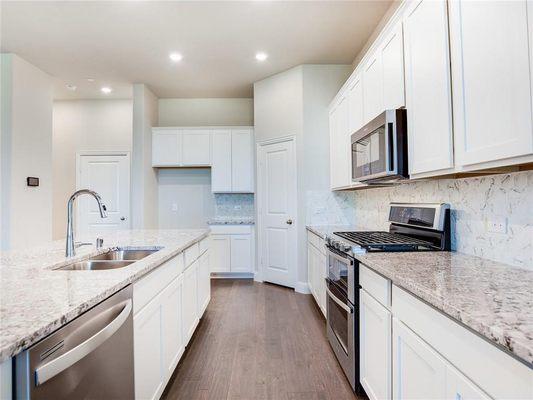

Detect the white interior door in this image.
[77,153,130,236]
[257,137,297,288]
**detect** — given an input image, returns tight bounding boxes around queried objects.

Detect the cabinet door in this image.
[230,234,252,272]
[381,24,405,110]
[182,261,199,344]
[331,94,351,189]
[317,251,327,316]
[307,243,314,296]
[348,74,364,134]
[161,277,184,375]
[181,129,211,166]
[210,235,231,272]
[211,130,232,192]
[360,290,392,400]
[403,0,454,175]
[363,52,384,122]
[197,251,211,316]
[231,129,254,193]
[152,129,181,167]
[393,318,447,400]
[449,0,533,167]
[134,295,164,400]
[446,365,491,400]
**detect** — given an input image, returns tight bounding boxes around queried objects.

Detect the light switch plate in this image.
[171,203,178,212]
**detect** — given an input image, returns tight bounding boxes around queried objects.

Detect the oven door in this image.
[327,246,354,302]
[326,278,356,391]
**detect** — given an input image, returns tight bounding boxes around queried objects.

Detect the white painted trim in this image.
[256,135,298,289]
[294,281,311,294]
[210,272,254,279]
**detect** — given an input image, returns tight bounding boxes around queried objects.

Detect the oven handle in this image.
[327,247,354,266]
[326,286,353,314]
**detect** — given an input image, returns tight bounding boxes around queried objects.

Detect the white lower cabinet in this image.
[134,291,165,400]
[182,260,199,344]
[393,318,447,400]
[360,290,391,400]
[209,225,254,274]
[306,231,326,316]
[133,240,210,400]
[446,364,491,400]
[197,251,211,315]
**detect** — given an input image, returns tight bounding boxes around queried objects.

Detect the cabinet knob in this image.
[120,217,126,221]
[286,219,293,225]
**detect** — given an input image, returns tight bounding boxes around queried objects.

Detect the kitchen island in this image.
[0,229,210,399]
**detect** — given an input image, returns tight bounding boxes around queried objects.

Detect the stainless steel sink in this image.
[90,249,159,261]
[56,248,161,271]
[57,260,135,271]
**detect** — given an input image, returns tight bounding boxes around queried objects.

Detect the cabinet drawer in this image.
[133,256,180,315]
[360,264,391,308]
[199,237,209,255]
[184,243,199,268]
[393,285,533,399]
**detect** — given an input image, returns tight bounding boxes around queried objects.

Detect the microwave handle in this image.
[387,121,395,173]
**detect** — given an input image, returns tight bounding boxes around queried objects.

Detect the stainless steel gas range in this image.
[324,203,451,394]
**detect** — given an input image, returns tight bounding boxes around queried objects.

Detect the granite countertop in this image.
[0,229,209,362]
[306,225,533,366]
[207,217,255,225]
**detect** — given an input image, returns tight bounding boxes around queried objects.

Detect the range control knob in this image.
[341,244,352,253]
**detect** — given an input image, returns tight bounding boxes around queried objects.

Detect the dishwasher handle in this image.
[35,299,132,386]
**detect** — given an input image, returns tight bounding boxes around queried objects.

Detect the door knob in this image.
[286,219,293,225]
[120,217,126,221]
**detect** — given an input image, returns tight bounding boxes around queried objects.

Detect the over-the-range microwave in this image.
[351,109,408,184]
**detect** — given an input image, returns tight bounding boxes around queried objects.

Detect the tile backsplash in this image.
[307,171,533,270]
[213,194,255,218]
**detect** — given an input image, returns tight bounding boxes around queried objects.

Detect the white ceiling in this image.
[0,1,392,99]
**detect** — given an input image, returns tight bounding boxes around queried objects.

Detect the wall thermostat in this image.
[27,177,39,187]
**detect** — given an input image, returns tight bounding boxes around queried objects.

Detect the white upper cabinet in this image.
[211,130,232,192]
[449,0,533,168]
[363,53,384,122]
[181,129,211,166]
[347,74,364,134]
[152,129,181,167]
[231,129,254,192]
[381,24,405,110]
[330,94,352,190]
[403,0,454,176]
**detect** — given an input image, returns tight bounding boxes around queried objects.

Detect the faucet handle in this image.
[96,238,104,249]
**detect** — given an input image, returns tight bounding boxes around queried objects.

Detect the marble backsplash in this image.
[306,190,357,226]
[213,194,255,219]
[351,171,533,270]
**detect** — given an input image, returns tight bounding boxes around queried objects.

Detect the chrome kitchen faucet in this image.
[65,189,107,257]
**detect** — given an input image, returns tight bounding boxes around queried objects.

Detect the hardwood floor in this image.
[161,279,359,400]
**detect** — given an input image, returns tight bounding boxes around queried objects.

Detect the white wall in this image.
[158,169,214,228]
[1,54,53,250]
[158,98,253,126]
[132,84,159,230]
[253,64,351,289]
[52,99,132,239]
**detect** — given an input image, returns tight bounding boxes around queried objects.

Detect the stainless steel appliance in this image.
[15,285,134,400]
[351,109,408,184]
[325,203,450,394]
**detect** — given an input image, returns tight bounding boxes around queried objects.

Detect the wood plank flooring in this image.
[161,279,359,400]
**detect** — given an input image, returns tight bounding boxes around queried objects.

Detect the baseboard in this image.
[210,272,254,279]
[294,281,311,294]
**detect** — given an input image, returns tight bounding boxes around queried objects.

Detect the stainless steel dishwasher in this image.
[15,285,134,399]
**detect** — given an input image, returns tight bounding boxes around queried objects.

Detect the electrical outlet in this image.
[487,217,507,234]
[171,203,178,212]
[316,207,326,214]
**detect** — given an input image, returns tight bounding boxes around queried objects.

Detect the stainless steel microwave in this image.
[351,109,408,184]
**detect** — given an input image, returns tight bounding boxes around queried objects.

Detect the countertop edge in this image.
[0,230,210,363]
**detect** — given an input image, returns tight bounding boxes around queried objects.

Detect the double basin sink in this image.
[57,249,160,271]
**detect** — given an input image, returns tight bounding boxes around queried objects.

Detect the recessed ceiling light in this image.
[169,52,183,62]
[65,84,77,91]
[255,52,268,62]
[86,78,95,82]
[101,87,112,94]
